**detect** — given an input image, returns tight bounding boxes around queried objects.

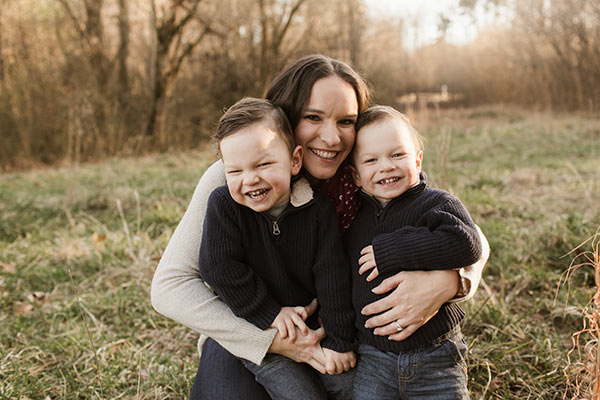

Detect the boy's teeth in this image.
[379,178,400,185]
[311,149,337,159]
[248,189,268,198]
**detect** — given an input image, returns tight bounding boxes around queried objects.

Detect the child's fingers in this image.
[366,267,379,282]
[360,245,373,255]
[285,318,296,342]
[293,306,308,321]
[325,357,336,375]
[358,253,372,267]
[358,262,373,275]
[291,313,309,336]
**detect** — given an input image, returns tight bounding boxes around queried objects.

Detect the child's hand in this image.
[322,348,356,375]
[270,306,309,343]
[358,245,379,281]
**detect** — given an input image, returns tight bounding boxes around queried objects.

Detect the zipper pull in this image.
[272,220,281,235]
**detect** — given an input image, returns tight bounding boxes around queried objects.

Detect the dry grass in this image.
[0,106,599,398]
[561,232,600,399]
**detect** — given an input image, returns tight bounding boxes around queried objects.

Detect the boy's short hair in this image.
[214,97,295,155]
[355,105,424,153]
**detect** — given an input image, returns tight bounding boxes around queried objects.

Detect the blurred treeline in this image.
[0,0,599,169]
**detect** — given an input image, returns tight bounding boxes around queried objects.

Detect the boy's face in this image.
[351,118,423,204]
[220,122,303,213]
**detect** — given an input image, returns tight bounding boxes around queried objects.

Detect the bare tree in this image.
[117,0,130,102]
[145,0,216,148]
[255,0,308,86]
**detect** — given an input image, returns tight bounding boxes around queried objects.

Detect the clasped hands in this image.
[270,302,355,375]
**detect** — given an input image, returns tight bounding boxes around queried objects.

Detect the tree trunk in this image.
[117,0,130,103]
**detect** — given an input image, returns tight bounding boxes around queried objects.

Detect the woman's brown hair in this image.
[265,54,371,130]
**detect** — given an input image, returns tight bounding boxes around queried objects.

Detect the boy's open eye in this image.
[363,157,377,164]
[391,152,405,159]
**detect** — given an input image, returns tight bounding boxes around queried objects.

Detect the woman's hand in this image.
[267,299,328,373]
[362,269,459,341]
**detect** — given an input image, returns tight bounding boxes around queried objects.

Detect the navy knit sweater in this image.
[344,175,482,352]
[199,182,355,352]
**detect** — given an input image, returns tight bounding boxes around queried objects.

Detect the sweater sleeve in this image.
[199,190,282,330]
[373,196,482,275]
[150,160,276,364]
[312,198,356,353]
[449,225,490,303]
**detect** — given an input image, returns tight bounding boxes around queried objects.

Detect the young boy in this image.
[345,105,482,399]
[198,97,355,400]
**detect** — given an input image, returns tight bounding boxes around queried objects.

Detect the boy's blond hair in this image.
[355,105,424,153]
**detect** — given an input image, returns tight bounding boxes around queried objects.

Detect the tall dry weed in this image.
[560,230,600,399]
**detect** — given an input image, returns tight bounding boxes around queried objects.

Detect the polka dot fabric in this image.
[318,163,360,232]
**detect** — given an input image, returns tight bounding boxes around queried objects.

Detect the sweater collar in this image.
[290,177,313,207]
[359,171,428,206]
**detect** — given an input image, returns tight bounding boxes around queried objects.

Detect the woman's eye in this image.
[304,114,321,122]
[339,119,356,126]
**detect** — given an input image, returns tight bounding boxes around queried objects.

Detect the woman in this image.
[151,54,489,399]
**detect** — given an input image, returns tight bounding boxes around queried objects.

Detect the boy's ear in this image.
[415,151,423,172]
[290,145,303,176]
[349,164,362,188]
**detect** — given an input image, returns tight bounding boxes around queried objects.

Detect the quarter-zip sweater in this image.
[345,175,482,352]
[199,178,355,353]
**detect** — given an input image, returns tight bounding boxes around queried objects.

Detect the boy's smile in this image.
[351,118,423,204]
[220,122,303,213]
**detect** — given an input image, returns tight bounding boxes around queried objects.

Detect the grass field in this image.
[1,106,599,398]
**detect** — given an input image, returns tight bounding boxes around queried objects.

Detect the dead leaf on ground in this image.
[14,302,34,316]
[92,232,106,244]
[0,261,16,273]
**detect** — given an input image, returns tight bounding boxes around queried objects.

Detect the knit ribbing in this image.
[199,185,356,353]
[345,179,481,353]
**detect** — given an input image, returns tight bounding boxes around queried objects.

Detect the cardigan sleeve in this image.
[150,160,276,364]
[373,196,482,276]
[199,189,282,330]
[312,198,356,353]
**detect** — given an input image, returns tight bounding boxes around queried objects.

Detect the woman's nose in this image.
[319,122,341,147]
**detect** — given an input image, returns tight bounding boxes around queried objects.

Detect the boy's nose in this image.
[379,159,395,171]
[242,171,260,185]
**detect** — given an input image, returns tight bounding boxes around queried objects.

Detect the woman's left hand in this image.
[361,269,459,341]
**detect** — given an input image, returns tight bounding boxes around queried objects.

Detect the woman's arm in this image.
[361,226,490,341]
[150,160,276,364]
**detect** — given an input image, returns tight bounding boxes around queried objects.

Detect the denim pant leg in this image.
[353,344,399,400]
[243,354,328,400]
[190,338,270,400]
[402,331,469,400]
[318,368,355,400]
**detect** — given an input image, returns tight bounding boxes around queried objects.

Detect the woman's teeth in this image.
[247,189,268,198]
[311,149,337,159]
[379,177,400,185]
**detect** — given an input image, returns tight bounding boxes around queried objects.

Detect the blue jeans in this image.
[190,338,270,400]
[353,329,469,400]
[243,354,354,400]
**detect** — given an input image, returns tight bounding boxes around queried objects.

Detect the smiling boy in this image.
[345,105,482,399]
[198,98,355,399]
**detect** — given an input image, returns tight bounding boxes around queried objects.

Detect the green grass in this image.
[1,107,599,398]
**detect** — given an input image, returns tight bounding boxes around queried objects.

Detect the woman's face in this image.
[294,75,358,180]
